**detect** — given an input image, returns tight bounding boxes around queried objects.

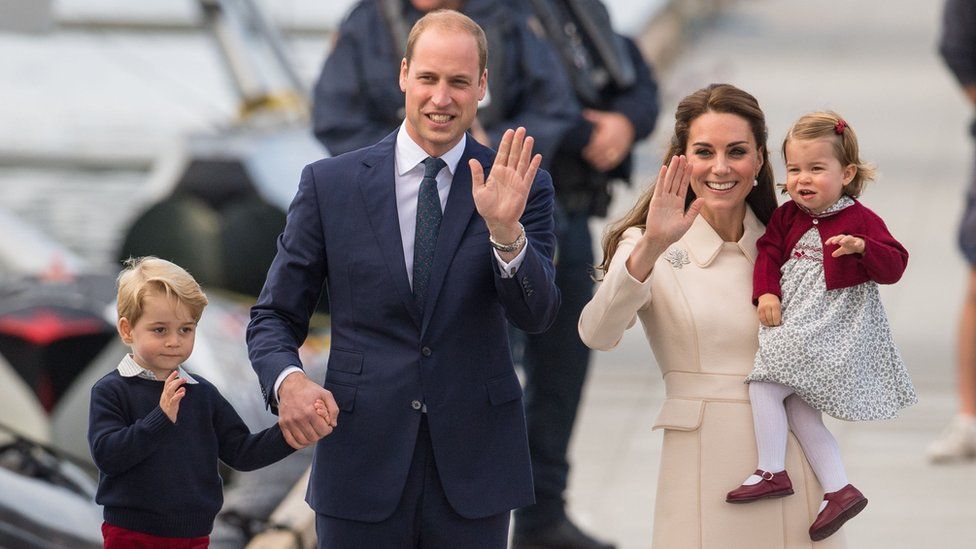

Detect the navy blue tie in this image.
[412,156,446,307]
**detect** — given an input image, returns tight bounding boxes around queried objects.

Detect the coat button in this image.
[421,346,432,357]
[411,400,422,410]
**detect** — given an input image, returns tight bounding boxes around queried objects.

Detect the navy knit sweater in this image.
[88,370,295,538]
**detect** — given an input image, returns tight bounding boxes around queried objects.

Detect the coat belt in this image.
[663,371,750,402]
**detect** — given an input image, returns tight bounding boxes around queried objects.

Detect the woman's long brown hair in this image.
[595,83,778,277]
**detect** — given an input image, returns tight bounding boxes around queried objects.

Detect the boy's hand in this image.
[160,370,187,423]
[277,373,338,449]
[314,399,336,436]
[757,293,782,327]
[825,234,865,257]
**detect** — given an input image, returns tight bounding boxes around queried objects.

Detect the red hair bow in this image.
[834,119,847,135]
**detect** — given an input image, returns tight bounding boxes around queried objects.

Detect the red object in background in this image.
[0,308,106,346]
[0,274,117,412]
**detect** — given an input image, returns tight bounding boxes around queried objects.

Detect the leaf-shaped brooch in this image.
[664,248,690,269]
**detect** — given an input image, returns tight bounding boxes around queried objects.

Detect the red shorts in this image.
[102,522,209,548]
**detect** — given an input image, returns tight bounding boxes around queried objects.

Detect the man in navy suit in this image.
[246,10,560,547]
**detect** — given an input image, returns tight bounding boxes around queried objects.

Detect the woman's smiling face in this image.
[685,111,763,217]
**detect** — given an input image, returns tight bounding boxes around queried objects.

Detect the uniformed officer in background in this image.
[312,0,576,163]
[512,2,659,548]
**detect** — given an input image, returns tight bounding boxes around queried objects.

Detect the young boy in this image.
[88,257,321,547]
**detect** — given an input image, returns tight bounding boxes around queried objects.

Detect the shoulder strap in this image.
[378,0,410,58]
[565,0,635,89]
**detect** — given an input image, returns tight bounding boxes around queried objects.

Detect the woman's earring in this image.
[753,178,759,187]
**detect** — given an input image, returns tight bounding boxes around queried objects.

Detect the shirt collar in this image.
[117,354,198,384]
[795,195,854,218]
[395,122,466,178]
[683,206,764,268]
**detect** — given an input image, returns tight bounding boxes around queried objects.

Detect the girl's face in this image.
[685,111,763,217]
[784,138,856,214]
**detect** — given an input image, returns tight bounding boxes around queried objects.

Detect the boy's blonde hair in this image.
[782,111,876,197]
[117,257,208,325]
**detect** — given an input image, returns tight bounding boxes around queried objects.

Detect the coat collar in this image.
[682,207,764,267]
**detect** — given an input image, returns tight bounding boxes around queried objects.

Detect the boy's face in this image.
[117,292,197,379]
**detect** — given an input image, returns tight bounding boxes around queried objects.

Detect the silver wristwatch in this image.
[489,223,526,253]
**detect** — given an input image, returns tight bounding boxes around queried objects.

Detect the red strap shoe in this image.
[725,470,794,503]
[809,484,868,541]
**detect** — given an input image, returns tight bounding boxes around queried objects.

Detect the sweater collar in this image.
[683,207,764,268]
[117,354,198,384]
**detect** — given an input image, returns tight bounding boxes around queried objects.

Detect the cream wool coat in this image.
[579,209,845,549]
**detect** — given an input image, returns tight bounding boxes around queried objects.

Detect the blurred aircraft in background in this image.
[0,0,330,546]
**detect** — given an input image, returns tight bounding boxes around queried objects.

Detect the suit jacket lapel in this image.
[421,142,480,333]
[358,133,422,329]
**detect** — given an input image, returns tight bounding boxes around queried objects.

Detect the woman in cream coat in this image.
[579,84,845,548]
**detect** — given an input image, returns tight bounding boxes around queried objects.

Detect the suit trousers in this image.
[315,416,510,548]
[515,210,594,531]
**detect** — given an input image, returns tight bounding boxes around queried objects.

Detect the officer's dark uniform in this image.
[940,0,976,264]
[513,2,659,547]
[312,0,577,164]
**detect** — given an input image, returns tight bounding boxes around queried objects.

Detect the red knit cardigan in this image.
[753,199,908,304]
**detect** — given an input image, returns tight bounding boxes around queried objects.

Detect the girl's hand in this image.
[757,293,782,327]
[160,370,187,423]
[644,155,703,245]
[826,234,865,257]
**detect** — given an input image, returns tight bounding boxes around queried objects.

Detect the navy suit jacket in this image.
[247,131,560,522]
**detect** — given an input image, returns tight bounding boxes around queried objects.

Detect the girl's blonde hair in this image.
[117,256,208,325]
[783,111,875,197]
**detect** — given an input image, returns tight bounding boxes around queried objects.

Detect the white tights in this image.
[747,381,848,494]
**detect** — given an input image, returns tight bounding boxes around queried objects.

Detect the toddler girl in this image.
[725,112,917,541]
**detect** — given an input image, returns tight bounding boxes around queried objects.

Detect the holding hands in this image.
[626,155,703,281]
[470,127,542,257]
[160,371,187,423]
[826,234,865,257]
[278,372,341,450]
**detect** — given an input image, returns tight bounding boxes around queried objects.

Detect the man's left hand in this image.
[582,109,635,173]
[470,126,542,246]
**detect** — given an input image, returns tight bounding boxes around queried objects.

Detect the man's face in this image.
[399,26,486,157]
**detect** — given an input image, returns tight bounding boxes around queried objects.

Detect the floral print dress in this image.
[747,196,918,421]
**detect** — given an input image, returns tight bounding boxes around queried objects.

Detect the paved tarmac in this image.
[564,1,976,547]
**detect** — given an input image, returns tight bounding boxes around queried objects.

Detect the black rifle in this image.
[528,0,635,107]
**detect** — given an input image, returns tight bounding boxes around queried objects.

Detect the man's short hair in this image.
[404,9,488,75]
[116,256,208,325]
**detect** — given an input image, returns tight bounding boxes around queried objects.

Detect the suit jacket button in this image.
[421,346,432,357]
[411,400,423,410]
